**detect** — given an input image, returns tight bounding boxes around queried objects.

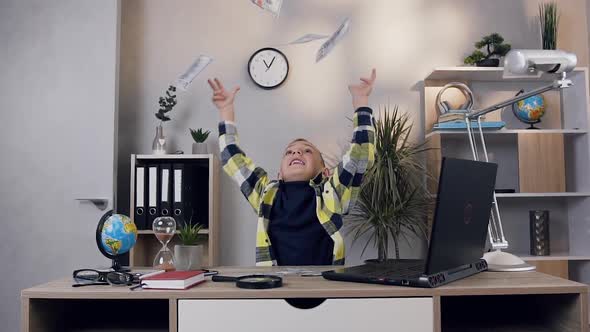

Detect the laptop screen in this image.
[425,158,497,275]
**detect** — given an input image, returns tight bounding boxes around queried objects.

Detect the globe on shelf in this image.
[512,89,546,129]
[96,210,137,271]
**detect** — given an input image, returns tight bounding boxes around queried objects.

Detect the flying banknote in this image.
[250,0,283,17]
[286,34,329,45]
[174,55,213,91]
[316,17,351,63]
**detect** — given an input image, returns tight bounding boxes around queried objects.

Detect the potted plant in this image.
[190,128,211,154]
[174,214,204,271]
[152,85,178,154]
[347,105,432,261]
[539,2,559,50]
[464,33,511,67]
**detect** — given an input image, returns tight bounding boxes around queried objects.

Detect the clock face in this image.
[248,48,289,89]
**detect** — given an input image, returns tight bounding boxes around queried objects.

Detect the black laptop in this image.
[322,157,497,288]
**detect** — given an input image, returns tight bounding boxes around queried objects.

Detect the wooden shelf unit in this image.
[423,67,590,281]
[425,128,587,139]
[128,154,220,268]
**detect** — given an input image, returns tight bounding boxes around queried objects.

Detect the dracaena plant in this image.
[347,105,433,261]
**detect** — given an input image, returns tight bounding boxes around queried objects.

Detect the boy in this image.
[208,69,376,266]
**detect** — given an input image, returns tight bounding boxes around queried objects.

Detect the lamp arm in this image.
[467,83,557,120]
[465,73,573,255]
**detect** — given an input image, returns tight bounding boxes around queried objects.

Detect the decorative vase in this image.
[530,210,550,256]
[152,124,166,155]
[174,244,203,271]
[192,142,208,154]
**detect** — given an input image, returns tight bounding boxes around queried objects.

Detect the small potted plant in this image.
[190,128,211,154]
[153,85,177,155]
[174,214,204,271]
[464,33,511,67]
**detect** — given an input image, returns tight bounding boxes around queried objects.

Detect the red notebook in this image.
[141,270,205,289]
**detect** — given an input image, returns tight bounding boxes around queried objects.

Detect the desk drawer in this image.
[178,297,433,332]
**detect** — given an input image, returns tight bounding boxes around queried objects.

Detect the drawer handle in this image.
[284,298,326,310]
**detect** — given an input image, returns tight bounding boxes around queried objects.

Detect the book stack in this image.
[438,112,467,123]
[433,111,505,131]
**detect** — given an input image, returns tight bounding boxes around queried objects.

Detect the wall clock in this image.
[247,47,289,89]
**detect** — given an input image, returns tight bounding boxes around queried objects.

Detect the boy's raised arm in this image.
[209,78,270,213]
[329,69,377,214]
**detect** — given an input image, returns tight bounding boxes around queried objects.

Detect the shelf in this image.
[137,229,209,235]
[495,192,590,198]
[424,66,586,82]
[427,192,590,199]
[515,253,590,261]
[136,154,214,160]
[425,129,587,139]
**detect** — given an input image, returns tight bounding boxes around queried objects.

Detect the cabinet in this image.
[423,67,590,281]
[128,154,220,267]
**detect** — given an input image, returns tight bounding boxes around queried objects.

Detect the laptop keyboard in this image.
[349,260,426,279]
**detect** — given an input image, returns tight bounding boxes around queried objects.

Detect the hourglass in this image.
[152,216,176,271]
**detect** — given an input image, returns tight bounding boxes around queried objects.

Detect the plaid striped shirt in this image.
[218,107,375,266]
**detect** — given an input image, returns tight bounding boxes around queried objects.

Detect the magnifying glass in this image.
[212,274,283,289]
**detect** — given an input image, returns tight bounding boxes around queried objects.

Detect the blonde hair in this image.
[287,138,325,167]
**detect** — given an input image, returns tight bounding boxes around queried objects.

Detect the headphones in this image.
[435,82,475,115]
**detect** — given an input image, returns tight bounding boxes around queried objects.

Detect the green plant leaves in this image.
[347,105,433,260]
[190,128,211,143]
[155,85,178,122]
[178,221,203,246]
[464,33,511,65]
[155,112,171,122]
[539,2,559,50]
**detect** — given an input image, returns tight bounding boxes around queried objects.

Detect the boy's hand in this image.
[208,78,240,122]
[348,68,376,110]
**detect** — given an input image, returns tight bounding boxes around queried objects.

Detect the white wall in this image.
[117,0,590,266]
[0,1,119,331]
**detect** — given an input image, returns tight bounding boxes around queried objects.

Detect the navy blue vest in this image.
[268,180,334,265]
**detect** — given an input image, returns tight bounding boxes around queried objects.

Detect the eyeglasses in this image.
[72,269,136,287]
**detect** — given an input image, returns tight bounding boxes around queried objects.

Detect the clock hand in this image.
[263,59,270,69]
[266,56,276,72]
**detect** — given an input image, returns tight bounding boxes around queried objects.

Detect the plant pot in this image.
[174,244,203,271]
[192,142,208,154]
[476,58,500,67]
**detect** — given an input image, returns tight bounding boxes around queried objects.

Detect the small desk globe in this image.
[95,210,137,271]
[512,91,546,129]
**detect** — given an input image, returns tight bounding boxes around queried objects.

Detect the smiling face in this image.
[279,139,327,182]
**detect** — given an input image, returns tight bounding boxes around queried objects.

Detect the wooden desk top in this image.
[21,266,589,300]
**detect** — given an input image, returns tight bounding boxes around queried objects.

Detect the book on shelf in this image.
[433,120,506,130]
[141,270,206,289]
[438,112,467,123]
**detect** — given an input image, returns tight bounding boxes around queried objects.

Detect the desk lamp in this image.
[465,49,577,272]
